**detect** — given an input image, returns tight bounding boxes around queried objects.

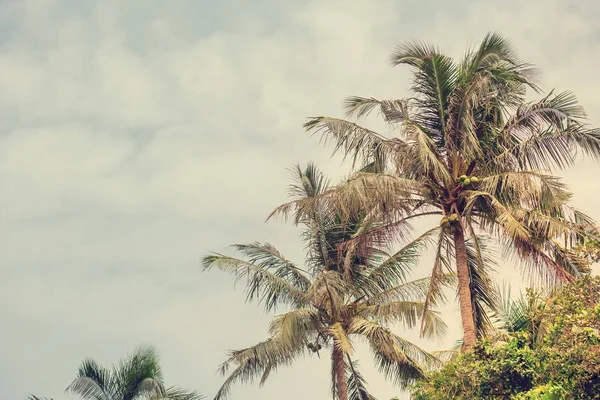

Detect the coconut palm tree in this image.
[66,346,203,400]
[203,164,449,400]
[273,33,600,348]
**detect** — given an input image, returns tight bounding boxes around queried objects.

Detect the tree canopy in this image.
[272,32,600,348]
[411,276,600,399]
[203,164,449,400]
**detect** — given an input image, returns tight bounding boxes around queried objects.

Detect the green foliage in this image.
[513,384,566,400]
[576,238,600,269]
[538,276,600,397]
[412,333,538,399]
[412,276,600,399]
[66,346,203,400]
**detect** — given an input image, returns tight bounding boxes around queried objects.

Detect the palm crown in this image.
[203,164,449,400]
[66,346,202,400]
[272,33,600,348]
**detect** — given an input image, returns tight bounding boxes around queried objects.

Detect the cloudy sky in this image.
[2,0,600,399]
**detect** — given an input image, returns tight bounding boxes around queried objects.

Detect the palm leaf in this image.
[156,387,204,400]
[326,322,353,354]
[345,358,377,400]
[368,274,454,305]
[349,318,438,386]
[66,359,111,400]
[202,254,309,311]
[343,96,411,125]
[232,243,311,292]
[304,117,397,170]
[420,229,453,336]
[357,300,447,338]
[113,346,165,400]
[360,227,440,295]
[215,333,307,400]
[390,40,441,68]
[268,309,320,344]
[350,318,441,368]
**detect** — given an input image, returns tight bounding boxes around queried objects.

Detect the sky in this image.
[1,0,600,399]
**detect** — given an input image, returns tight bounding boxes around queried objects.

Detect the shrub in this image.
[412,276,600,399]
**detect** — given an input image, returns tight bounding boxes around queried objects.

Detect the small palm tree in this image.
[66,346,203,400]
[276,33,600,348]
[203,164,449,400]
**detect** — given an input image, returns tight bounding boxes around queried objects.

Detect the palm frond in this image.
[357,300,447,338]
[492,284,549,345]
[155,387,205,400]
[462,32,521,75]
[368,274,455,305]
[326,322,353,354]
[287,162,331,200]
[405,121,453,184]
[420,229,453,336]
[547,242,589,278]
[492,284,529,333]
[343,96,411,125]
[66,360,110,400]
[114,346,165,400]
[360,227,440,295]
[501,236,573,285]
[202,254,309,311]
[345,358,378,400]
[268,309,320,344]
[232,243,311,291]
[464,190,530,242]
[390,40,441,68]
[489,91,600,171]
[430,349,459,363]
[478,170,572,211]
[349,318,441,386]
[304,117,400,170]
[334,173,426,219]
[215,333,308,400]
[307,270,355,308]
[270,171,427,227]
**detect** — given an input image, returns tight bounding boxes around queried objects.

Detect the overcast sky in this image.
[2,1,600,399]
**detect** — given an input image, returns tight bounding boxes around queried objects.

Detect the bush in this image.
[412,276,600,400]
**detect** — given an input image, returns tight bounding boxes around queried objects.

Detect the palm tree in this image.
[66,346,203,400]
[203,164,449,400]
[275,33,600,348]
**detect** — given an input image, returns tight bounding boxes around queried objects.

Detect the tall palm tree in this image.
[273,33,600,348]
[66,346,203,400]
[203,164,449,400]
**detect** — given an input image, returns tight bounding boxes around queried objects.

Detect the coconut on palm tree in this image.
[66,346,202,400]
[202,164,450,400]
[275,33,600,348]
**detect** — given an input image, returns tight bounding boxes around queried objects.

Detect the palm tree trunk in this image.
[453,225,477,349]
[332,346,349,400]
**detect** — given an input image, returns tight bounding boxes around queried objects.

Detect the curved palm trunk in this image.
[332,346,349,400]
[453,226,477,349]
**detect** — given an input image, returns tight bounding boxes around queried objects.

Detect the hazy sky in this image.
[2,1,600,399]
